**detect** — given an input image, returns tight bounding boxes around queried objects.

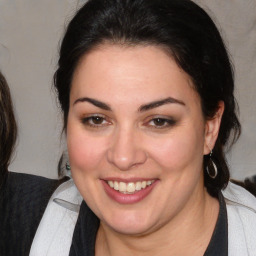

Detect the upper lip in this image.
[102,177,158,182]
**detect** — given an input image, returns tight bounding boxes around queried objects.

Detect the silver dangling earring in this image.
[206,150,218,179]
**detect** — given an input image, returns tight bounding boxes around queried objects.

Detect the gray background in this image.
[0,0,255,180]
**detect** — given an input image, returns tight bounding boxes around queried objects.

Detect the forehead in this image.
[71,44,198,107]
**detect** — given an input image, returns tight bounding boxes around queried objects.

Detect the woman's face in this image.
[67,44,218,235]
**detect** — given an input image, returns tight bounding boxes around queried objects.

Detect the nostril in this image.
[106,129,147,170]
[106,147,147,171]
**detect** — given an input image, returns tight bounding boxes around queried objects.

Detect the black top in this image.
[0,172,65,256]
[204,193,228,256]
[69,193,228,256]
[69,202,100,256]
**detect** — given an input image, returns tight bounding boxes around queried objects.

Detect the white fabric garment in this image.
[30,181,256,256]
[29,180,83,256]
[222,182,256,255]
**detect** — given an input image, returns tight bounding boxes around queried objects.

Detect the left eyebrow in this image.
[139,97,185,112]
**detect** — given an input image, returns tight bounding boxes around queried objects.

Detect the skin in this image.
[67,44,224,255]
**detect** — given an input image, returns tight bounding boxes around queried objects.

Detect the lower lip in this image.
[101,180,158,204]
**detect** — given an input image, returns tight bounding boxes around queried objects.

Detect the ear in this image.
[204,101,225,155]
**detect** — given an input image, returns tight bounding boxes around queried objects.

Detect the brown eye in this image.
[81,115,110,128]
[147,117,176,129]
[91,116,104,124]
[153,118,166,126]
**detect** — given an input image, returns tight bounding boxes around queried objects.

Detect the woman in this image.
[28,0,256,255]
[0,71,66,255]
[2,0,256,255]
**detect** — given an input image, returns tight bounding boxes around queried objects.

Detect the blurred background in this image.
[0,0,255,180]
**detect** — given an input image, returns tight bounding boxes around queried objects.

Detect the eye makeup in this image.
[80,114,111,128]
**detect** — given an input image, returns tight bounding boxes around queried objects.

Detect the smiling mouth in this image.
[106,180,155,194]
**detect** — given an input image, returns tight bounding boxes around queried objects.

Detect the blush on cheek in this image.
[68,135,107,173]
[149,131,203,173]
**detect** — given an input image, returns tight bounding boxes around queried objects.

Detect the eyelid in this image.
[80,113,105,120]
[144,115,176,129]
[80,114,112,128]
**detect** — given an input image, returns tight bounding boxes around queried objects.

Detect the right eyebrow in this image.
[73,97,112,111]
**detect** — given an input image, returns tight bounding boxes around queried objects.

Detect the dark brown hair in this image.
[54,0,241,196]
[0,71,17,187]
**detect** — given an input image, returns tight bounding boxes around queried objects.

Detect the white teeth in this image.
[135,182,142,191]
[107,180,154,194]
[127,182,135,193]
[119,182,126,192]
[108,181,114,188]
[114,181,119,190]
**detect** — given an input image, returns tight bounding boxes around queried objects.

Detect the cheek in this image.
[148,126,205,172]
[67,125,107,174]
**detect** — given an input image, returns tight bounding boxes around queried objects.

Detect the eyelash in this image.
[80,115,176,129]
[80,115,110,128]
[146,117,176,129]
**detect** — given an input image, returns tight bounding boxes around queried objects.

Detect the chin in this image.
[102,210,157,236]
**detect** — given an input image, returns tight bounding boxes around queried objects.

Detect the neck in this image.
[95,187,219,256]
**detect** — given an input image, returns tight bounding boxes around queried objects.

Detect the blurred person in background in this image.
[0,70,67,255]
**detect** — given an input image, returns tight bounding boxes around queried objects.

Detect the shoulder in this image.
[4,171,64,195]
[222,181,256,212]
[222,182,256,255]
[1,172,65,211]
[0,171,68,256]
[29,179,83,255]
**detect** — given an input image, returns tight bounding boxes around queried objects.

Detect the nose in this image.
[106,127,147,171]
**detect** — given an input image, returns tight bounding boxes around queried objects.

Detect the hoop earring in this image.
[206,151,218,179]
